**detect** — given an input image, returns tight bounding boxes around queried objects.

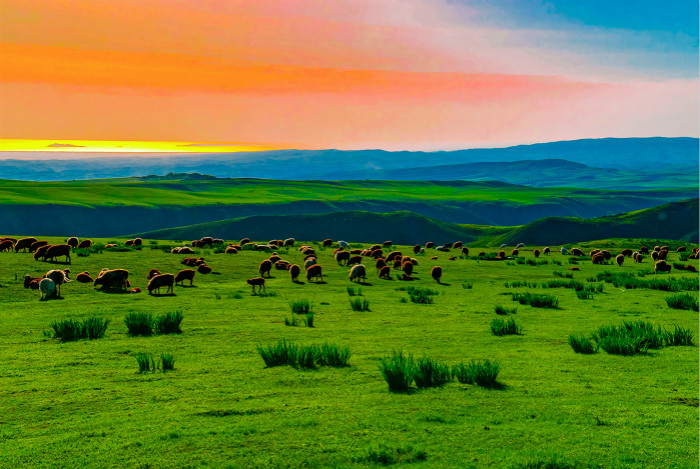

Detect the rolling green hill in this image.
[133,198,699,246]
[0,177,695,237]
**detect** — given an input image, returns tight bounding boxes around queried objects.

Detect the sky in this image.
[0,0,697,152]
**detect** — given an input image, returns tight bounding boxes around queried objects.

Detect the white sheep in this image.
[500,244,507,248]
[349,264,366,282]
[39,278,56,300]
[516,243,524,249]
[339,240,349,249]
[560,247,568,255]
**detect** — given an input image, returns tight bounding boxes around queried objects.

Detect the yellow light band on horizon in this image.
[0,139,287,153]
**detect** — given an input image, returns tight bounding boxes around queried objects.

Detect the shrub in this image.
[568,334,598,354]
[575,290,594,300]
[413,356,452,388]
[75,248,90,257]
[663,326,695,346]
[160,353,175,371]
[665,293,699,311]
[124,313,154,336]
[511,292,559,308]
[316,343,351,367]
[494,305,517,315]
[153,311,183,334]
[378,350,415,393]
[49,317,110,342]
[350,297,371,311]
[490,317,522,336]
[452,359,500,387]
[346,286,363,296]
[289,299,312,314]
[136,353,156,373]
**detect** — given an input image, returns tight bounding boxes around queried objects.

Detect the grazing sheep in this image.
[349,264,367,282]
[24,274,41,288]
[269,254,281,264]
[677,246,686,252]
[371,250,384,259]
[39,278,56,300]
[171,247,181,254]
[335,251,350,265]
[213,239,224,244]
[653,246,660,252]
[634,253,644,263]
[673,263,686,271]
[615,254,624,267]
[284,238,295,247]
[181,257,198,267]
[685,265,697,273]
[413,245,422,254]
[76,272,93,283]
[453,241,463,249]
[0,240,14,252]
[197,264,212,274]
[533,249,541,258]
[477,252,486,257]
[247,277,266,294]
[500,244,507,248]
[347,256,363,266]
[302,248,316,256]
[304,258,317,270]
[639,246,649,254]
[29,240,48,252]
[45,244,72,264]
[568,267,580,271]
[306,264,324,282]
[200,237,214,247]
[349,249,362,255]
[225,246,238,254]
[430,256,438,260]
[425,242,435,249]
[78,239,93,249]
[105,244,118,248]
[129,288,142,293]
[147,273,175,295]
[383,241,392,247]
[338,240,349,249]
[511,249,519,257]
[401,274,415,281]
[400,256,411,265]
[620,249,633,258]
[179,247,194,254]
[444,243,453,249]
[589,249,600,258]
[592,254,605,264]
[410,258,419,265]
[461,247,469,256]
[543,247,550,256]
[497,250,506,259]
[65,237,79,248]
[448,256,456,261]
[658,250,668,261]
[560,247,568,255]
[28,279,40,289]
[94,269,130,291]
[289,264,301,282]
[378,265,391,279]
[15,237,38,252]
[147,268,161,279]
[600,250,612,261]
[515,243,524,249]
[436,246,449,252]
[240,238,251,245]
[45,269,69,297]
[386,251,402,262]
[322,239,333,247]
[392,260,402,269]
[174,269,196,286]
[402,261,414,276]
[660,246,669,252]
[133,238,143,246]
[571,248,584,257]
[654,260,671,273]
[275,260,291,270]
[651,251,660,261]
[375,258,387,272]
[430,266,442,284]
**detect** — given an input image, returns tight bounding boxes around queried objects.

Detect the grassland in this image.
[1,236,697,468]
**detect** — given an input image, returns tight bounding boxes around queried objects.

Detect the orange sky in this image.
[1,0,697,151]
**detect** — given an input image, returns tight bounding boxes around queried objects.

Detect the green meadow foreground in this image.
[1,239,698,468]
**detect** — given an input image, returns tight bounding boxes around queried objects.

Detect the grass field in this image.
[1,237,698,468]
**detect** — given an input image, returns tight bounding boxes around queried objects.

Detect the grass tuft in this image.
[452,359,500,387]
[568,334,598,354]
[665,293,699,311]
[315,343,351,367]
[378,350,415,393]
[49,317,110,342]
[358,443,428,465]
[407,286,437,304]
[346,286,363,296]
[663,325,695,346]
[160,353,175,371]
[349,297,371,311]
[136,353,156,373]
[289,299,312,314]
[512,292,559,308]
[490,317,522,336]
[413,356,453,388]
[494,305,517,315]
[124,313,154,337]
[153,311,183,334]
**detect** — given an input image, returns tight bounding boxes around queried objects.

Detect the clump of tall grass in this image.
[258,291,278,297]
[303,312,315,328]
[49,317,110,342]
[568,257,580,264]
[136,353,156,373]
[592,320,664,355]
[406,286,438,304]
[553,270,574,278]
[124,313,154,336]
[568,334,598,354]
[315,343,351,367]
[541,279,584,290]
[413,356,453,388]
[257,340,293,368]
[349,297,371,311]
[153,311,183,334]
[378,350,415,393]
[358,443,428,465]
[663,326,695,346]
[490,317,522,336]
[461,281,474,289]
[452,360,500,387]
[504,280,537,288]
[287,344,317,370]
[665,293,699,311]
[594,271,697,292]
[284,316,301,327]
[346,286,363,296]
[160,353,175,371]
[257,341,350,368]
[494,305,517,315]
[516,258,548,266]
[679,252,690,261]
[289,299,312,314]
[511,292,559,308]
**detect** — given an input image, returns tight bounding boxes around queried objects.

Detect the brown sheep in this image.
[653,246,660,252]
[181,257,198,266]
[147,268,161,279]
[0,240,14,252]
[28,278,40,289]
[269,255,281,264]
[175,269,196,286]
[658,250,668,261]
[685,265,697,273]
[225,246,238,254]
[304,258,317,270]
[448,256,456,261]
[289,264,301,282]
[302,248,316,256]
[462,247,469,256]
[497,250,506,259]
[589,249,600,258]
[634,253,644,263]
[347,255,363,266]
[639,246,649,254]
[284,238,295,247]
[425,242,435,249]
[45,244,72,264]
[34,244,52,261]
[259,260,272,277]
[197,264,212,274]
[382,240,392,247]
[65,237,79,248]
[673,263,686,271]
[615,254,624,267]
[349,249,362,255]
[375,258,387,272]
[247,277,265,294]
[349,264,367,282]
[660,246,669,252]
[240,238,251,245]
[322,239,333,247]
[568,267,580,271]
[430,266,442,284]
[133,238,143,246]
[620,248,633,257]
[401,274,415,281]
[29,240,48,252]
[378,265,391,279]
[543,247,550,256]
[654,260,671,273]
[651,251,660,261]
[693,248,699,254]
[430,256,438,260]
[125,239,134,246]
[179,247,194,254]
[690,253,699,260]
[148,273,175,295]
[129,287,142,293]
[303,253,317,261]
[200,237,214,247]
[94,269,129,291]
[76,272,93,283]
[533,249,541,258]
[511,249,519,257]
[14,237,38,252]
[393,259,402,269]
[677,246,686,252]
[275,260,291,270]
[371,250,384,259]
[335,251,350,265]
[402,261,414,276]
[453,241,463,249]
[386,251,402,262]
[601,250,612,261]
[571,248,583,257]
[106,244,119,249]
[78,239,93,249]
[413,244,422,254]
[24,274,41,288]
[592,254,605,264]
[306,264,324,282]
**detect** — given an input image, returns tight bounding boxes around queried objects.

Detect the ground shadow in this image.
[357,281,374,286]
[149,292,177,297]
[177,284,197,288]
[292,280,306,285]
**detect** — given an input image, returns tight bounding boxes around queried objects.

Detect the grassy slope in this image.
[132,198,699,246]
[0,236,697,468]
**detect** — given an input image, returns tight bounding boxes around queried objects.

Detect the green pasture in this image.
[0,237,697,468]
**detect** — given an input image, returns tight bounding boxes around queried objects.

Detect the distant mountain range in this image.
[0,137,697,188]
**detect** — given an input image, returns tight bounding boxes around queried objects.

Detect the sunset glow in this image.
[0,139,287,153]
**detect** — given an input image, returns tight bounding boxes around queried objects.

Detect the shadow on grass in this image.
[148,292,177,297]
[357,281,374,286]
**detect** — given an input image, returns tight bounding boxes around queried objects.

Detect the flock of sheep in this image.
[2,234,696,301]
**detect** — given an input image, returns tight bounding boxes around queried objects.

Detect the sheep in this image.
[568,267,580,271]
[147,273,175,295]
[39,278,56,300]
[375,258,387,272]
[181,257,198,267]
[392,260,402,269]
[444,243,453,249]
[0,240,14,252]
[371,250,384,259]
[24,274,41,288]
[289,264,301,282]
[45,269,69,297]
[240,238,251,245]
[28,279,40,289]
[335,251,350,265]
[284,238,295,247]
[410,258,419,265]
[347,255,363,266]
[350,249,362,255]
[430,266,442,284]
[382,240,392,247]
[654,260,671,273]
[453,241,463,249]
[172,269,195,286]
[515,243,524,249]
[78,239,93,249]
[543,247,550,256]
[14,237,38,252]
[0,237,16,243]
[425,242,435,249]
[533,249,541,258]
[105,244,118,249]
[436,246,449,252]
[322,239,333,247]
[658,250,668,261]
[620,249,633,258]
[197,264,212,274]
[401,274,415,281]
[93,269,129,291]
[685,265,697,273]
[639,246,649,254]
[275,260,291,270]
[651,251,659,261]
[634,253,644,263]
[349,264,367,282]
[653,246,660,252]
[497,250,506,259]
[302,248,316,256]
[386,251,402,262]
[677,246,686,252]
[615,254,624,267]
[378,265,391,279]
[402,261,414,276]
[130,288,142,293]
[225,246,238,254]
[571,248,583,256]
[601,250,612,261]
[179,247,194,254]
[430,256,438,260]
[304,258,317,270]
[589,249,600,258]
[133,238,143,246]
[660,246,669,252]
[269,255,281,264]
[511,249,519,257]
[213,239,224,244]
[461,247,469,256]
[592,254,605,264]
[413,245,422,254]
[147,268,161,279]
[247,277,266,294]
[29,240,48,252]
[76,272,93,283]
[448,256,456,261]
[306,264,324,282]
[200,237,214,247]
[45,244,72,264]
[338,240,349,249]
[560,247,568,255]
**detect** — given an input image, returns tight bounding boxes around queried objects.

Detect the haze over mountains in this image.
[1,138,697,189]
